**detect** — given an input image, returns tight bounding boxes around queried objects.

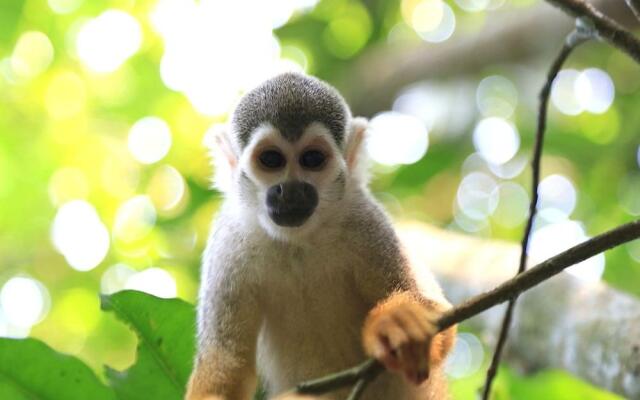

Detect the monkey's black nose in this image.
[266,181,318,227]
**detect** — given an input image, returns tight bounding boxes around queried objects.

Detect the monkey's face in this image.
[238,122,348,240]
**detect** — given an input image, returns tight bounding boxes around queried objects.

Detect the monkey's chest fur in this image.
[252,240,413,399]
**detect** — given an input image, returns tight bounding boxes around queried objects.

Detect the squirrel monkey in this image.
[186,73,456,399]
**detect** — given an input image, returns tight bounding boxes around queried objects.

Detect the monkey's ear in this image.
[207,124,238,193]
[345,117,369,182]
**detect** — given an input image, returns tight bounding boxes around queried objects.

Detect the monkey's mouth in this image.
[266,181,318,227]
[268,205,315,227]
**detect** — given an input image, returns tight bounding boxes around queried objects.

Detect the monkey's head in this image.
[211,72,368,241]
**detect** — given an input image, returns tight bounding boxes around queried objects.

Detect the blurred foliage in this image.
[0,0,639,398]
[0,291,193,400]
[0,291,618,399]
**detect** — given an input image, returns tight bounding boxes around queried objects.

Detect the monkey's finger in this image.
[379,319,409,350]
[391,307,426,342]
[415,338,431,384]
[398,341,421,384]
[369,328,402,371]
[381,346,402,371]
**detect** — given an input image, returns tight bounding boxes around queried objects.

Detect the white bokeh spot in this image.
[456,172,499,220]
[0,277,50,329]
[76,10,142,73]
[575,68,615,114]
[128,117,172,164]
[473,117,520,165]
[538,174,577,218]
[412,0,456,43]
[551,69,583,116]
[51,200,110,271]
[368,111,429,166]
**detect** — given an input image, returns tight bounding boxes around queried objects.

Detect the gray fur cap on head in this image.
[231,72,351,148]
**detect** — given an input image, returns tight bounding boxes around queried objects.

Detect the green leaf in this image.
[101,290,196,400]
[0,337,117,400]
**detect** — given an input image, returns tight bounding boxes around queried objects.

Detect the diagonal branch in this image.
[294,220,640,396]
[544,0,640,62]
[480,21,595,400]
[627,0,640,21]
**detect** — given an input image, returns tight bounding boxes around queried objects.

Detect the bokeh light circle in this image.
[368,111,429,165]
[0,277,51,329]
[76,10,142,73]
[456,172,499,220]
[413,0,456,43]
[128,117,172,164]
[575,68,615,114]
[551,69,582,115]
[51,200,110,271]
[445,332,484,378]
[472,117,520,165]
[538,174,577,218]
[11,31,54,79]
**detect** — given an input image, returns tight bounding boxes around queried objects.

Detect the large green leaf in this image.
[101,291,196,400]
[0,338,117,400]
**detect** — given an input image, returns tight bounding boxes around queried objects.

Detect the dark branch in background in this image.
[627,0,640,21]
[545,0,640,63]
[345,0,636,117]
[293,220,640,397]
[480,20,595,400]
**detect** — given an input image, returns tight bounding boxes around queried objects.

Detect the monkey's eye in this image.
[258,150,286,170]
[300,150,327,170]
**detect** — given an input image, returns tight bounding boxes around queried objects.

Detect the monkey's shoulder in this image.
[339,197,403,254]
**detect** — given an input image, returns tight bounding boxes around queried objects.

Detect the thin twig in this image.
[346,378,370,400]
[480,23,594,400]
[544,0,640,63]
[626,0,640,22]
[295,220,640,396]
[296,358,382,394]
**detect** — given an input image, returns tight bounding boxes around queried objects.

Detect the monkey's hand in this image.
[362,292,447,385]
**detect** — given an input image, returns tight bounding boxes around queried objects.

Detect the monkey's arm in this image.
[186,241,262,400]
[350,204,456,383]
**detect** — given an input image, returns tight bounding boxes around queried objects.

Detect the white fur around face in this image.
[227,121,366,243]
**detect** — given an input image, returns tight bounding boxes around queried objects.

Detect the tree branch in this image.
[545,0,640,63]
[627,0,640,21]
[480,22,594,399]
[295,220,640,396]
[344,0,636,116]
[407,222,640,399]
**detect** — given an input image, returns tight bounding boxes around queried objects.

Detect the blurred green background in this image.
[0,0,639,398]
